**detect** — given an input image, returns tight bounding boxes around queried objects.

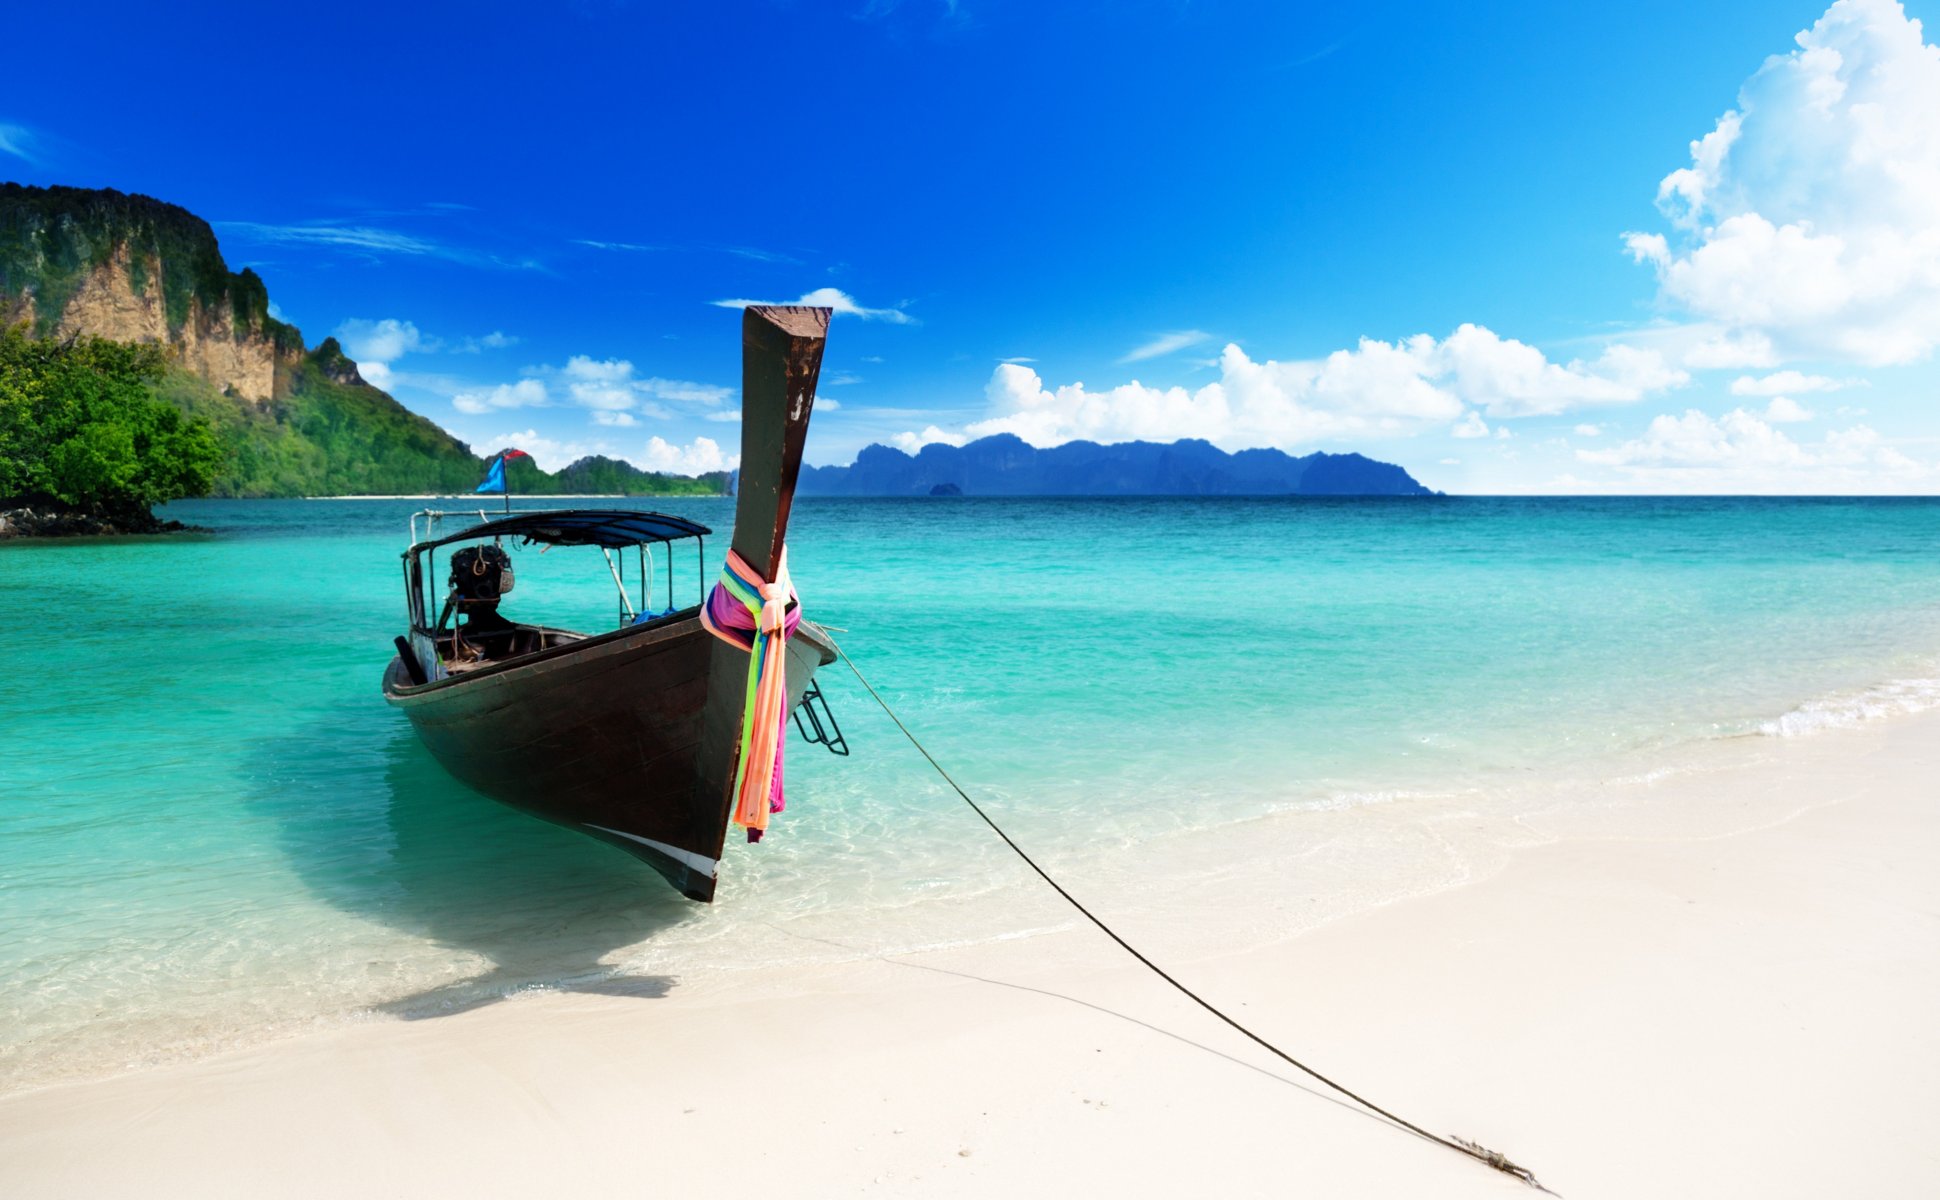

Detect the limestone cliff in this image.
[0,184,300,402]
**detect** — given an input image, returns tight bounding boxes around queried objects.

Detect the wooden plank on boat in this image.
[690,305,831,899]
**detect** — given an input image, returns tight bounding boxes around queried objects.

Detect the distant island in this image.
[0,184,726,535]
[797,434,1434,496]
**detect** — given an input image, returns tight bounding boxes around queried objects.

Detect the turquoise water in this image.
[4,496,1939,1089]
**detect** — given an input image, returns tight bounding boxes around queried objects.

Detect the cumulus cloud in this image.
[453,379,548,414]
[1452,411,1491,438]
[1575,424,1604,436]
[563,356,639,411]
[891,425,968,453]
[1764,395,1816,422]
[335,319,521,377]
[592,411,638,427]
[1119,330,1212,363]
[542,357,726,418]
[1728,370,1846,395]
[1577,405,1923,488]
[1624,0,1940,365]
[335,317,424,364]
[643,436,735,474]
[892,326,1683,452]
[710,286,915,324]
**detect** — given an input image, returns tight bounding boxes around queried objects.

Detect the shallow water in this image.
[3,496,1938,1089]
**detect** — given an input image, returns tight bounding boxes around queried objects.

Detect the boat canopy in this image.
[410,508,712,555]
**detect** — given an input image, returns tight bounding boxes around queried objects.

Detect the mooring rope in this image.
[824,633,1553,1193]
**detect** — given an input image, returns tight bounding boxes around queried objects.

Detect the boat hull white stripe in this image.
[586,824,719,878]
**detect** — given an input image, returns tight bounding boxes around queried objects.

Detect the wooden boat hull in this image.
[381,305,835,903]
[382,615,835,901]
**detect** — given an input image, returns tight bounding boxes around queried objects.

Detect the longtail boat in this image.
[381,305,845,901]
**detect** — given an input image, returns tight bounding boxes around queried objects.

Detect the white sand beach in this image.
[3,710,1935,1199]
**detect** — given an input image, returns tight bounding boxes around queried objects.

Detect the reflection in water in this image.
[267,722,691,1017]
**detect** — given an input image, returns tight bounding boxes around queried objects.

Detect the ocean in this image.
[4,495,1939,1091]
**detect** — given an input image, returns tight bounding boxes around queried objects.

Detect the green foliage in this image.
[0,324,226,516]
[545,454,727,496]
[155,345,727,499]
[0,183,273,337]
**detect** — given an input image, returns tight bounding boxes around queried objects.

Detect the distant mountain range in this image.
[795,434,1434,496]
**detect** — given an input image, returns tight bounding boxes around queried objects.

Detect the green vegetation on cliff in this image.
[0,325,224,519]
[151,345,486,497]
[152,348,727,498]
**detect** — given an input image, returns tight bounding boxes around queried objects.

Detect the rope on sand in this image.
[825,633,1555,1194]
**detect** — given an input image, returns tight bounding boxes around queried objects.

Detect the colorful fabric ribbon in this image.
[699,546,801,842]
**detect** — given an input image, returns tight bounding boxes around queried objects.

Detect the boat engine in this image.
[450,544,515,603]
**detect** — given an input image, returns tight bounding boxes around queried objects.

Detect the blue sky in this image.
[4,0,1938,492]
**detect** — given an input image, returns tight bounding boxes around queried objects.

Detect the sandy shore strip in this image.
[4,711,1936,1198]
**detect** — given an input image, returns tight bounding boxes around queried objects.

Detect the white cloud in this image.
[453,379,548,414]
[901,325,1682,452]
[452,330,518,353]
[335,317,424,364]
[360,361,394,388]
[1575,423,1603,436]
[890,425,969,453]
[336,318,522,367]
[1119,330,1212,363]
[1436,325,1688,417]
[1764,395,1816,422]
[1624,0,1940,365]
[1576,405,1925,488]
[710,286,915,324]
[1728,370,1846,395]
[642,377,731,405]
[643,436,735,474]
[563,355,638,410]
[0,122,39,164]
[219,223,441,257]
[998,356,1035,364]
[703,410,742,423]
[1452,411,1491,438]
[592,411,638,427]
[1580,409,1812,469]
[1678,327,1780,369]
[546,358,724,417]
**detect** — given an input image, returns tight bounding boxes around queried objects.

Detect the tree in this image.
[0,324,226,519]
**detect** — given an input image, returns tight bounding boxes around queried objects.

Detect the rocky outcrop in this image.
[1,183,300,403]
[20,244,279,401]
[0,504,197,539]
[307,336,366,387]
